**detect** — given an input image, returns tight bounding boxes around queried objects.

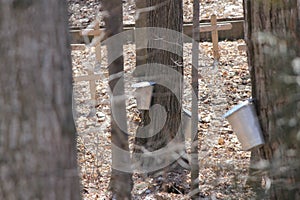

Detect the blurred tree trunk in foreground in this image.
[245,0,300,198]
[0,1,81,199]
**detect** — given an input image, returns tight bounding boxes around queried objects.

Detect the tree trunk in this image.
[101,0,133,199]
[191,0,200,198]
[245,0,300,198]
[135,0,148,69]
[0,1,81,199]
[133,0,185,175]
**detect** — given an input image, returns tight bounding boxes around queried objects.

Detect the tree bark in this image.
[191,0,200,198]
[101,0,133,199]
[0,1,81,199]
[133,0,185,175]
[135,0,148,69]
[245,0,300,198]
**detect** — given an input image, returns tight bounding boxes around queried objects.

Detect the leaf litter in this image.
[69,0,256,199]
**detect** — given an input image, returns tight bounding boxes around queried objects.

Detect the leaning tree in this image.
[244,0,300,198]
[0,1,81,199]
[101,0,133,199]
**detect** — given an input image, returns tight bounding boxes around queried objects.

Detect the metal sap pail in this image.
[182,108,201,139]
[223,100,265,151]
[132,81,155,110]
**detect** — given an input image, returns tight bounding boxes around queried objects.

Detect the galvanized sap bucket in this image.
[223,100,265,151]
[132,81,156,110]
[182,108,201,139]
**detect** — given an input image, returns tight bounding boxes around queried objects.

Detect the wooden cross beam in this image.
[73,68,101,103]
[72,21,104,104]
[71,44,86,51]
[200,14,232,60]
[238,44,247,51]
[80,21,102,63]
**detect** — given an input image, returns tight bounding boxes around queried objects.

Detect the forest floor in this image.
[68,0,244,28]
[69,0,256,199]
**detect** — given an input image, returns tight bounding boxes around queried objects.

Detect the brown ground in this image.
[69,1,256,199]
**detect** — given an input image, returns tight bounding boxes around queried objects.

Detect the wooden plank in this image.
[94,22,102,63]
[201,19,244,41]
[200,23,232,32]
[71,44,86,50]
[194,19,244,42]
[95,43,101,62]
[211,14,220,60]
[70,19,245,44]
[73,74,102,82]
[87,69,96,102]
[238,44,247,51]
[80,29,101,36]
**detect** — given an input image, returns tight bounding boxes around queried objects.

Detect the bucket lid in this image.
[223,100,251,118]
[132,81,156,88]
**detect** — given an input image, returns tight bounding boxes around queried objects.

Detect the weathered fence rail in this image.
[70,18,244,44]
